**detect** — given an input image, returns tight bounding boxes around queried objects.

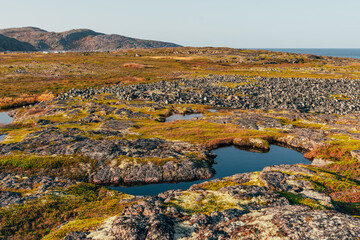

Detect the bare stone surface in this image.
[64,165,359,240]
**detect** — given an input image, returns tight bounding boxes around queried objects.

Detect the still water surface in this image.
[263,48,360,59]
[0,112,12,124]
[165,113,203,122]
[164,109,218,122]
[112,145,309,196]
[0,111,12,141]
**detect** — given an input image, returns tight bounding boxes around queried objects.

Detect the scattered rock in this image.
[99,120,134,131]
[311,158,334,166]
[57,76,360,115]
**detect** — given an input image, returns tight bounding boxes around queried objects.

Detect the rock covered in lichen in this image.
[62,164,359,240]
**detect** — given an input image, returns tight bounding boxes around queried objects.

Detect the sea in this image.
[255,49,360,60]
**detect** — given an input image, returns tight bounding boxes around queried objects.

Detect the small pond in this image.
[112,145,310,196]
[164,109,218,122]
[0,111,12,124]
[165,113,203,122]
[0,111,13,142]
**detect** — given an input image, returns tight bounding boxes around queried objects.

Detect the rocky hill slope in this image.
[0,27,181,51]
[0,33,36,51]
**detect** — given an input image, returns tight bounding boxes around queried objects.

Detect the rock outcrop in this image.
[0,126,215,184]
[0,172,75,208]
[61,165,360,239]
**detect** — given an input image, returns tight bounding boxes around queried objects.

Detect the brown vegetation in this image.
[122,63,146,68]
[1,47,360,109]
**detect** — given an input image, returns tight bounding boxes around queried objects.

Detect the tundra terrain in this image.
[0,48,359,239]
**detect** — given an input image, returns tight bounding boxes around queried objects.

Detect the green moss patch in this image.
[165,190,243,215]
[0,153,94,170]
[279,192,328,210]
[0,153,96,180]
[304,167,360,215]
[42,218,105,240]
[114,155,178,166]
[0,183,132,240]
[200,180,240,191]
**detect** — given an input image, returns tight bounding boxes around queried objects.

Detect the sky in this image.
[1,0,360,48]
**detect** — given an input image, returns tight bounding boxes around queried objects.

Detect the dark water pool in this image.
[112,145,309,196]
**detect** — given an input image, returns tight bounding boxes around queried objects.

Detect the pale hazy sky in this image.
[1,0,359,48]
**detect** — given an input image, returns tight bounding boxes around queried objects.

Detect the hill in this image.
[0,33,36,51]
[0,27,181,51]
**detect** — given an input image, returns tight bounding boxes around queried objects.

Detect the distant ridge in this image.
[0,33,36,51]
[0,27,181,52]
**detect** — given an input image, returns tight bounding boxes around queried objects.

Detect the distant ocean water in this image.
[258,49,360,59]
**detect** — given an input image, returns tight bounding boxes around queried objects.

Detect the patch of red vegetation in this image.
[304,143,350,161]
[207,137,234,149]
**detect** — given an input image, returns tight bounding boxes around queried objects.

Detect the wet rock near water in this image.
[0,127,214,185]
[4,89,360,186]
[209,112,283,130]
[206,110,331,151]
[64,165,360,240]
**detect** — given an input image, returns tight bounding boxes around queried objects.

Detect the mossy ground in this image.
[133,118,285,148]
[165,190,244,215]
[199,180,241,191]
[0,183,134,240]
[279,192,328,210]
[0,153,96,180]
[2,98,360,216]
[305,166,360,215]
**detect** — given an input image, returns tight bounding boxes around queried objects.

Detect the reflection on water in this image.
[164,109,218,122]
[264,48,360,59]
[0,111,12,142]
[112,145,309,196]
[165,113,203,122]
[0,112,12,125]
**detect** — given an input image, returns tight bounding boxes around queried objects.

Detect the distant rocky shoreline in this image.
[72,165,360,240]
